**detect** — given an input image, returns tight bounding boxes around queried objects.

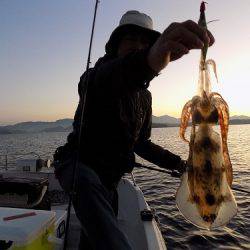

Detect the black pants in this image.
[55,159,132,250]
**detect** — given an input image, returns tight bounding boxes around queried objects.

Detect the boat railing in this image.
[0,152,41,170]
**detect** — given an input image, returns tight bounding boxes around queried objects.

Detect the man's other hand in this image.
[176,159,187,175]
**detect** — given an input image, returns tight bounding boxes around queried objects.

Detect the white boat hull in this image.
[0,170,167,250]
[118,178,167,250]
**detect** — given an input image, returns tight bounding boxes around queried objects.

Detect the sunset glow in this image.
[1,0,250,125]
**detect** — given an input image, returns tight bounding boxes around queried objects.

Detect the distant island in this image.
[0,115,250,134]
[0,119,73,134]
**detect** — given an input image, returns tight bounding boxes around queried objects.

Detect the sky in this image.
[1,0,250,125]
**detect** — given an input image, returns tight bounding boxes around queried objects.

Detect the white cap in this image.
[119,10,154,31]
[105,10,160,55]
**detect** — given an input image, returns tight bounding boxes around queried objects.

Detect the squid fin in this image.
[176,172,237,230]
[176,172,209,229]
[210,173,237,229]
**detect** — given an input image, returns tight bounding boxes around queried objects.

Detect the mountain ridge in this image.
[1,115,250,134]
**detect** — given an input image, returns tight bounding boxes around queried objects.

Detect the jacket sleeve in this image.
[134,94,181,171]
[93,49,158,95]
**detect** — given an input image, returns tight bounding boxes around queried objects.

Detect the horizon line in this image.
[1,114,250,126]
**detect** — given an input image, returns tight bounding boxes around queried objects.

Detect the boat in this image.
[0,153,167,249]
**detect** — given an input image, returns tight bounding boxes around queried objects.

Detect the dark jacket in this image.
[59,49,181,184]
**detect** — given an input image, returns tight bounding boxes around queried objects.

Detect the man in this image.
[54,10,214,250]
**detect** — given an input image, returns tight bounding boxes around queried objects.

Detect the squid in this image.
[176,59,237,229]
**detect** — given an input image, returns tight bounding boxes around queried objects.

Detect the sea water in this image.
[0,125,249,249]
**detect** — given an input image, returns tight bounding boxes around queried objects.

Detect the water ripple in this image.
[0,126,249,249]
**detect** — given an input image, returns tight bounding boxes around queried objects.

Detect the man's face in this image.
[117,30,152,57]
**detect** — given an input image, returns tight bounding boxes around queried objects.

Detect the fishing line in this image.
[135,162,250,194]
[135,162,181,177]
[63,1,100,249]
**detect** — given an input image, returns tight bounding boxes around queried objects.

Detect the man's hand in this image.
[147,20,215,72]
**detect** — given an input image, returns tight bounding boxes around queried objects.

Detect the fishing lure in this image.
[176,2,237,229]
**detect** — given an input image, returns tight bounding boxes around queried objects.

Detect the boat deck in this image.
[0,171,166,250]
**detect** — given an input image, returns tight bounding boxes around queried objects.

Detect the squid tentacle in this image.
[179,100,192,143]
[206,59,218,83]
[217,108,232,186]
[211,95,229,140]
[211,96,232,186]
[210,92,228,109]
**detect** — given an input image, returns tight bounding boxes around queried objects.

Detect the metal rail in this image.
[0,152,41,170]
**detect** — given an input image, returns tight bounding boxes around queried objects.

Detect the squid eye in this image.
[192,110,203,124]
[207,109,219,123]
